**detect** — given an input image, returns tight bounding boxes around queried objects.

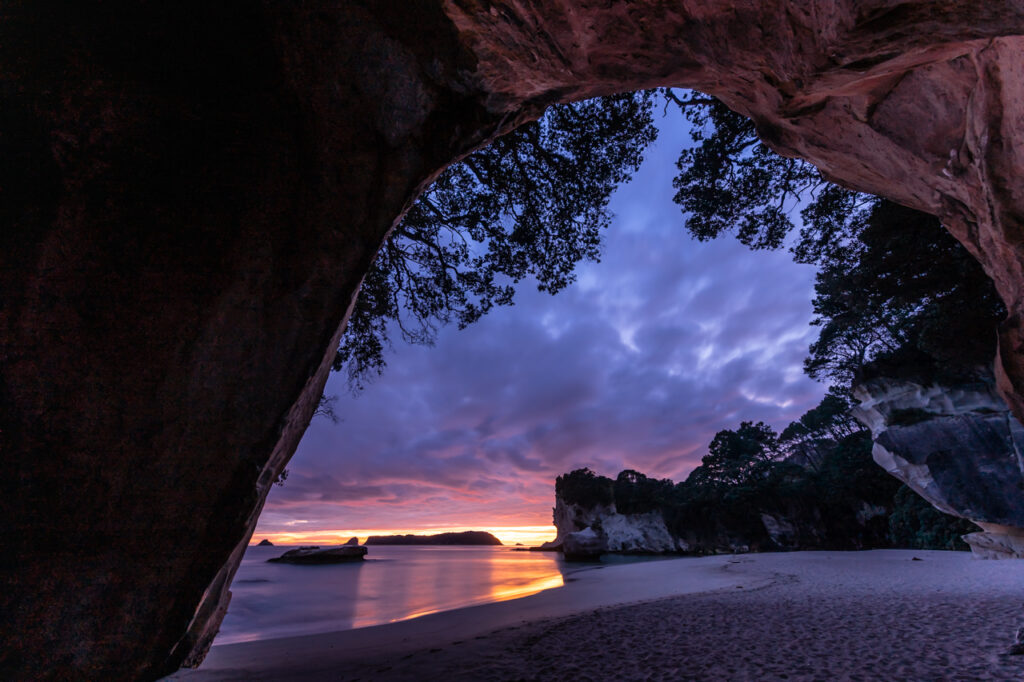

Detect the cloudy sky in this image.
[254,111,827,545]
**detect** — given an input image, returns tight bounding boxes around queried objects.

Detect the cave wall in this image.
[3,1,1024,679]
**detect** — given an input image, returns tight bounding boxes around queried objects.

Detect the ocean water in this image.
[215,545,571,645]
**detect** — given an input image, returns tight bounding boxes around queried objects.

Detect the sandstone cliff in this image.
[853,376,1024,558]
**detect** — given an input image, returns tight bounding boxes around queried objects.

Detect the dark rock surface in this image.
[267,545,367,564]
[364,531,502,546]
[4,2,1024,678]
[562,528,607,561]
[854,376,1024,558]
[343,536,360,546]
[256,540,274,547]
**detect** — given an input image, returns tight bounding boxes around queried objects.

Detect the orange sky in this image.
[253,525,557,547]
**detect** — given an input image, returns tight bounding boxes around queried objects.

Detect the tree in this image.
[689,421,779,488]
[669,91,1004,386]
[613,469,673,514]
[806,201,1004,384]
[556,468,614,508]
[334,92,658,390]
[667,89,863,264]
[779,387,861,469]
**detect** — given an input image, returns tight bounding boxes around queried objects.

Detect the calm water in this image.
[216,545,571,645]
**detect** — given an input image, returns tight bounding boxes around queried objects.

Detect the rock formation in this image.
[853,376,1024,558]
[546,496,678,555]
[267,545,367,564]
[343,536,360,546]
[6,2,1024,678]
[547,482,887,557]
[256,539,274,547]
[562,527,607,561]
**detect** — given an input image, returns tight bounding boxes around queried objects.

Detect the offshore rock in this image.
[267,545,367,564]
[256,540,274,547]
[853,377,1024,557]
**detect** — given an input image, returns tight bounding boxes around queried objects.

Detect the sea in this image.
[216,544,576,645]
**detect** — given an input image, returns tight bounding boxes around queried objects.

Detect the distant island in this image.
[364,531,502,546]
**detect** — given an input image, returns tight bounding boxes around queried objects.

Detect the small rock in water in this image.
[1006,626,1024,655]
[911,557,923,561]
[257,539,273,547]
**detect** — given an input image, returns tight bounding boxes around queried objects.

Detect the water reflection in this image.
[217,545,566,645]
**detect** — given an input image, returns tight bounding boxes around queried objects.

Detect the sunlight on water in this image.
[217,545,567,645]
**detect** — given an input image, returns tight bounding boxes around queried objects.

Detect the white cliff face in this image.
[600,511,677,553]
[852,377,1024,558]
[548,496,677,554]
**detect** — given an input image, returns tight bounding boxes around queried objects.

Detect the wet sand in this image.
[168,550,1024,681]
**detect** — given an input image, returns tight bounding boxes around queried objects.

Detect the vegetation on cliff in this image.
[557,388,973,552]
[364,531,502,546]
[669,91,1005,386]
[335,92,658,389]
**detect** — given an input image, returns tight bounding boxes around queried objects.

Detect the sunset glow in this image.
[252,116,825,546]
[253,525,557,547]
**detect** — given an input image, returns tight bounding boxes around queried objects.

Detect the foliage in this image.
[613,469,673,515]
[667,89,858,264]
[559,392,968,553]
[805,201,1004,385]
[778,386,860,469]
[669,91,1004,386]
[664,91,999,550]
[556,468,614,508]
[334,92,658,390]
[887,485,975,551]
[686,421,779,489]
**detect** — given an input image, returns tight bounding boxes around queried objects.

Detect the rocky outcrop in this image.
[964,524,1024,560]
[7,2,1024,678]
[562,527,606,561]
[256,540,274,547]
[343,537,360,546]
[853,377,1024,557]
[267,545,367,564]
[547,496,678,556]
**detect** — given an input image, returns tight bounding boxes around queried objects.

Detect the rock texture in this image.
[6,1,1024,678]
[549,489,883,557]
[547,496,678,556]
[562,527,607,561]
[853,377,1024,557]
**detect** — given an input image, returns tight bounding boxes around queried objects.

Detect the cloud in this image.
[255,113,828,536]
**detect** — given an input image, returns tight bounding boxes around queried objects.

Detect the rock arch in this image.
[3,1,1024,678]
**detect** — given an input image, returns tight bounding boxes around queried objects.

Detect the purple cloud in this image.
[255,113,828,537]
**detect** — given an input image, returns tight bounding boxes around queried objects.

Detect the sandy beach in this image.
[169,550,1024,681]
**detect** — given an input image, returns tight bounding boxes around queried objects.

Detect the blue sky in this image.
[254,110,827,544]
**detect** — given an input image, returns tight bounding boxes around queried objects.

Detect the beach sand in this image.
[169,550,1024,681]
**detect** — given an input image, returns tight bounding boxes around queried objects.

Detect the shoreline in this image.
[168,550,1024,681]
